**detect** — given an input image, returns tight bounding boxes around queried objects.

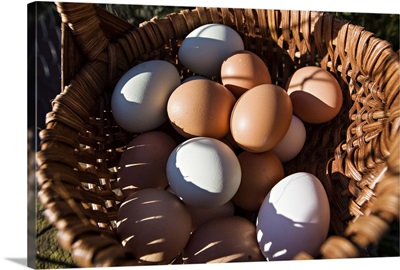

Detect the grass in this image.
[35,202,77,269]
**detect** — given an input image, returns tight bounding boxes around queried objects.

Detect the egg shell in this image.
[286,66,343,124]
[166,137,241,208]
[232,151,284,212]
[271,115,307,162]
[181,75,209,84]
[230,84,293,153]
[167,79,236,139]
[185,200,235,232]
[117,188,192,264]
[117,131,177,197]
[256,172,330,261]
[166,187,235,231]
[111,60,181,133]
[221,50,272,98]
[183,216,265,263]
[178,23,244,76]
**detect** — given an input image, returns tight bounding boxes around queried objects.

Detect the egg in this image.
[184,200,235,232]
[256,172,330,261]
[116,188,192,264]
[230,84,293,153]
[111,60,181,133]
[166,187,235,231]
[167,79,236,139]
[286,66,343,124]
[178,23,244,77]
[232,151,284,211]
[221,50,272,98]
[117,131,177,197]
[271,115,307,162]
[181,75,209,84]
[166,137,241,208]
[183,216,265,263]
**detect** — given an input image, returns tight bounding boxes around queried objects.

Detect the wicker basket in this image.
[36,2,400,267]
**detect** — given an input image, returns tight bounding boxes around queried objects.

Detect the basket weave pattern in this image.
[36,2,400,267]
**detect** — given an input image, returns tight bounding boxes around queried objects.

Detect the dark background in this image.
[28,2,399,268]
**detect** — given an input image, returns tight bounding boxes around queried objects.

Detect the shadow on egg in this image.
[256,203,326,261]
[286,69,335,89]
[182,216,265,264]
[289,90,341,124]
[117,190,191,264]
[168,143,218,194]
[167,138,239,208]
[223,80,249,98]
[184,237,247,263]
[117,143,170,196]
[179,36,240,76]
[287,68,343,124]
[120,92,139,104]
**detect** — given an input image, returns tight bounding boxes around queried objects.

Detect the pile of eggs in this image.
[111,23,343,264]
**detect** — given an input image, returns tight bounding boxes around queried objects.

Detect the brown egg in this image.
[221,50,272,98]
[286,66,343,124]
[117,188,192,264]
[117,131,176,197]
[232,151,284,211]
[185,200,235,232]
[230,84,292,153]
[166,187,235,232]
[167,79,237,139]
[183,216,265,263]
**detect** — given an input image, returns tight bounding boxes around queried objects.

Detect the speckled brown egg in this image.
[117,188,192,264]
[182,216,265,263]
[167,79,236,139]
[230,84,293,153]
[117,131,176,197]
[286,66,343,124]
[232,151,284,211]
[221,50,272,98]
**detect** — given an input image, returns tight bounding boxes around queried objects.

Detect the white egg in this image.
[271,115,307,162]
[181,75,209,84]
[256,172,330,261]
[166,137,241,208]
[111,60,181,133]
[178,24,244,77]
